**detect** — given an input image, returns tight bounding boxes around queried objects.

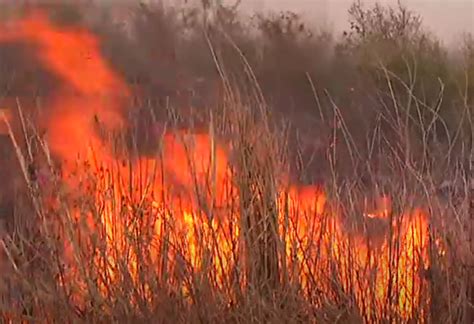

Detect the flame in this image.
[0,11,432,321]
[0,108,11,135]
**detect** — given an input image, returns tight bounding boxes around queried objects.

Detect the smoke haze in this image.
[243,0,473,45]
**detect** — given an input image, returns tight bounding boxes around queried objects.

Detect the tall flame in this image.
[0,11,432,321]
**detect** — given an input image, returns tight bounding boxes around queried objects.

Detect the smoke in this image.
[244,0,474,46]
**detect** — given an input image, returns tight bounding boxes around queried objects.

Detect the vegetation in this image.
[0,1,472,322]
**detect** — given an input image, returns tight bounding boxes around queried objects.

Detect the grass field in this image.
[0,1,472,323]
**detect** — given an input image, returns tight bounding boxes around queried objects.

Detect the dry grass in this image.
[0,1,472,323]
[0,63,471,323]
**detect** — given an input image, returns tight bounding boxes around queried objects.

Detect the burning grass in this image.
[0,4,472,324]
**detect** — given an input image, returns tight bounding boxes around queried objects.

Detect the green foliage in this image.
[335,1,468,153]
[339,0,450,97]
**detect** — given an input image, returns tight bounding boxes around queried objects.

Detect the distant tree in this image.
[339,1,453,123]
[335,1,470,166]
[343,0,423,48]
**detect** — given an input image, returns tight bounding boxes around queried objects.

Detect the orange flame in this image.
[0,11,432,321]
[0,108,10,135]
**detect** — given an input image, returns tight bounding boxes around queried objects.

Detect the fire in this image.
[0,11,432,321]
[0,108,11,135]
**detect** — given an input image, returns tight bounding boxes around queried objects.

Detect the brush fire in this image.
[0,10,444,323]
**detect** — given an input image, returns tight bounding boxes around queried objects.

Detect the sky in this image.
[241,0,474,46]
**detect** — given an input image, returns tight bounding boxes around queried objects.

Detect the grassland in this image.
[0,1,472,323]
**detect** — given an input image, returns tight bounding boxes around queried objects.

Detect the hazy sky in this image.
[242,0,473,45]
[2,0,471,44]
